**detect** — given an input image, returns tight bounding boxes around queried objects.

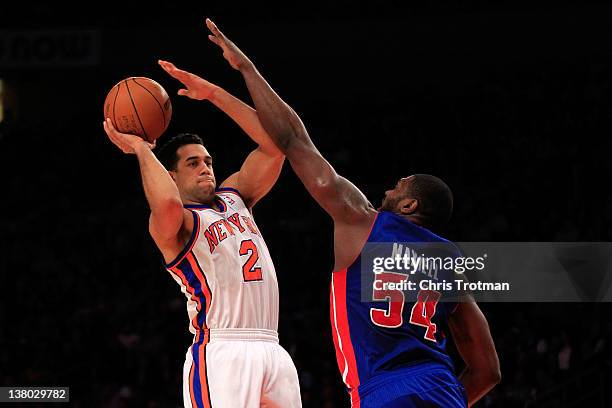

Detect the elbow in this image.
[263,144,285,160]
[485,366,502,387]
[467,359,501,389]
[492,369,502,385]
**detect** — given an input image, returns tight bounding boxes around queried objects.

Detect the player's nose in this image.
[200,164,212,175]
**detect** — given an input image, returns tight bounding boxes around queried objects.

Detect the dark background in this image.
[1,1,611,407]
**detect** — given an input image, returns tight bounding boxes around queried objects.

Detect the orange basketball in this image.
[103,77,172,143]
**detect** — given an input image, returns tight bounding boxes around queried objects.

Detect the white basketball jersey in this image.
[165,188,279,333]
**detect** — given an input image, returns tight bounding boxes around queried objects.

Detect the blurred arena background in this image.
[1,1,611,406]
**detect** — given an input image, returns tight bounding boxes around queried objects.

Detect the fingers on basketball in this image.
[106,119,133,151]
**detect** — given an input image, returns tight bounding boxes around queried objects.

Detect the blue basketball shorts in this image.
[357,365,467,408]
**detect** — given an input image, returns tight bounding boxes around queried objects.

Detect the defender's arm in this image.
[448,301,501,406]
[158,60,284,208]
[206,19,374,224]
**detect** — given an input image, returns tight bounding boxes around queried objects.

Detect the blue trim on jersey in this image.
[191,341,205,408]
[184,196,227,213]
[176,258,207,329]
[216,186,244,199]
[189,261,208,329]
[165,211,199,269]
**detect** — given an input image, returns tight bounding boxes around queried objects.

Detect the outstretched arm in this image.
[205,19,376,225]
[158,60,284,208]
[448,301,501,406]
[102,119,193,261]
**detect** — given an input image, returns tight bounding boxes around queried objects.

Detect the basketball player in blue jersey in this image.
[204,18,500,407]
[103,64,302,407]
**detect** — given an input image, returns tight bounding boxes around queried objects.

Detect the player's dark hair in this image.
[408,174,453,229]
[156,133,205,170]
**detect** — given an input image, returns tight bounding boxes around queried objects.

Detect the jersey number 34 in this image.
[370,272,441,342]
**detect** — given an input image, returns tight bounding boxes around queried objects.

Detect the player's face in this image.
[172,144,217,203]
[380,176,414,212]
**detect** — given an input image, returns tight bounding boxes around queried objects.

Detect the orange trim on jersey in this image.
[189,331,212,408]
[199,342,211,407]
[166,211,202,269]
[186,252,212,329]
[188,359,198,408]
[169,266,202,332]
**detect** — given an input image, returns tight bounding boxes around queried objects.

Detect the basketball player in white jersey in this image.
[102,63,301,407]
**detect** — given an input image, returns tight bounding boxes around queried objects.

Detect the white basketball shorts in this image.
[182,328,301,408]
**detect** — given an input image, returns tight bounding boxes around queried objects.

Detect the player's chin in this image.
[196,183,216,197]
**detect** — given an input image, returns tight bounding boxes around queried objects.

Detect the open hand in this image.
[158,60,219,100]
[103,118,155,154]
[206,18,253,71]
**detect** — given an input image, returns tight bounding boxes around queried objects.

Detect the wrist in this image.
[238,60,256,74]
[206,85,221,101]
[134,139,153,156]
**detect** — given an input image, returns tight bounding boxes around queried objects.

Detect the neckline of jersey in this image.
[184,195,227,213]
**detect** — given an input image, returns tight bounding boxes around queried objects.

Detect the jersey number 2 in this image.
[239,240,263,282]
[370,272,440,342]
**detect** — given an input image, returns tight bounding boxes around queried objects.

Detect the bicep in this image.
[220,148,285,208]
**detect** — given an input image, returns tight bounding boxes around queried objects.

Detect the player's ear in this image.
[168,170,177,181]
[399,198,418,215]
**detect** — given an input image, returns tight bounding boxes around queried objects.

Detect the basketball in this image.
[103,77,172,143]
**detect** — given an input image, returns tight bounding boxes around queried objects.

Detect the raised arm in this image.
[205,19,376,226]
[102,119,193,262]
[448,301,501,406]
[158,60,284,208]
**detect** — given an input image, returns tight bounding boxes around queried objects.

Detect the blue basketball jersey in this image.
[330,211,463,406]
